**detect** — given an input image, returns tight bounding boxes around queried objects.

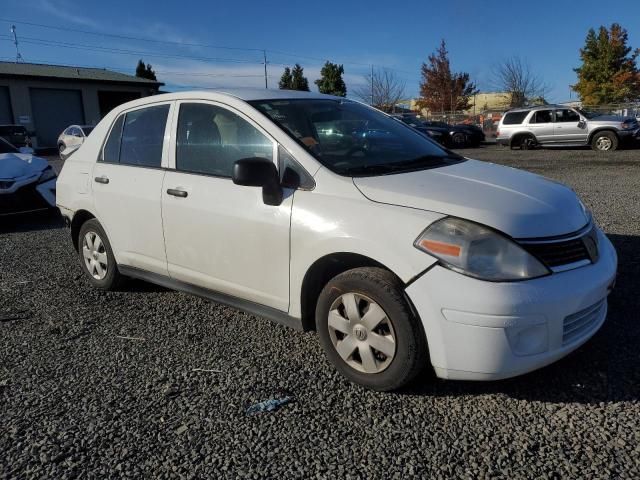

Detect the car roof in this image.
[112,89,343,111]
[506,104,575,113]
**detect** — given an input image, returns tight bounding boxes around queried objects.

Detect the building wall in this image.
[0,77,157,147]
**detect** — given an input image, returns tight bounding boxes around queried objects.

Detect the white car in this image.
[57,125,95,160]
[0,137,56,215]
[55,90,617,391]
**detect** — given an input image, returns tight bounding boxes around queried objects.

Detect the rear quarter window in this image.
[502,112,528,125]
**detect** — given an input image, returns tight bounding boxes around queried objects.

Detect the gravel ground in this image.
[1,146,640,479]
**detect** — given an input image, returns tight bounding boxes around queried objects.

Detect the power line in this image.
[0,34,261,64]
[0,17,414,75]
[0,17,264,52]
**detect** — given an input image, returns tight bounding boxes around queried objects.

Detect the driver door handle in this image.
[94,176,109,184]
[167,188,188,198]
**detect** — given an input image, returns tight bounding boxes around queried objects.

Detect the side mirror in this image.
[578,119,586,128]
[232,157,283,206]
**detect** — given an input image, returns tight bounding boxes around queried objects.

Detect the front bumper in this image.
[405,228,617,380]
[0,178,56,215]
[496,137,510,147]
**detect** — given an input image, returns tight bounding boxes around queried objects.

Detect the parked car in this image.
[58,125,95,160]
[0,137,57,215]
[395,115,484,147]
[56,90,617,391]
[0,124,31,148]
[391,114,447,145]
[496,105,640,151]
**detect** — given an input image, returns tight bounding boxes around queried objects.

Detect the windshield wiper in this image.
[343,154,460,176]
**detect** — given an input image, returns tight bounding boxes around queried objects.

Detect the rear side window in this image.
[176,103,273,178]
[119,105,170,168]
[102,115,124,163]
[502,112,528,125]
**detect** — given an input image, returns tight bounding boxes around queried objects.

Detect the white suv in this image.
[56,90,617,391]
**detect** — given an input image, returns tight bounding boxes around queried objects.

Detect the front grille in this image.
[0,182,50,215]
[520,226,598,269]
[562,299,606,345]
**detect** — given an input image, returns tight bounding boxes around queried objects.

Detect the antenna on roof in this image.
[10,25,23,63]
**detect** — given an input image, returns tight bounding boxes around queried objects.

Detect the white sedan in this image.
[55,90,617,391]
[57,125,95,160]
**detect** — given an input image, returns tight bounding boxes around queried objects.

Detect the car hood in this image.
[589,114,634,123]
[353,159,589,238]
[0,152,48,180]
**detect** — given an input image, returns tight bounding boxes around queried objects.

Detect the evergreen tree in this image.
[573,24,640,104]
[416,40,476,112]
[279,67,293,89]
[290,64,310,91]
[135,59,157,81]
[315,61,347,96]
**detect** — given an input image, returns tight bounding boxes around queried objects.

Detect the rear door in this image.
[527,109,554,143]
[553,109,588,144]
[92,102,174,276]
[161,100,292,311]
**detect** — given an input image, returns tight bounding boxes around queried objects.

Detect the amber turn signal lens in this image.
[418,239,461,257]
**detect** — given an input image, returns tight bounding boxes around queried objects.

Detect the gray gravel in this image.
[1,145,640,479]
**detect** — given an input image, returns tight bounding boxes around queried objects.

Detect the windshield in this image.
[577,108,597,119]
[0,126,26,135]
[249,99,462,176]
[0,137,18,154]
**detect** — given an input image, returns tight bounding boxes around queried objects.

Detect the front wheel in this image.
[591,131,618,151]
[315,267,428,391]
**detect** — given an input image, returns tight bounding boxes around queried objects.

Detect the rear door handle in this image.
[167,188,188,198]
[94,176,109,184]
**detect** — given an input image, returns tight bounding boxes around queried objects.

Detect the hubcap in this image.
[596,137,612,150]
[82,231,108,280]
[327,293,396,374]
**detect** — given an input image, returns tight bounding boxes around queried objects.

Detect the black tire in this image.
[591,131,618,152]
[451,132,466,148]
[77,219,123,290]
[315,267,428,391]
[519,134,537,150]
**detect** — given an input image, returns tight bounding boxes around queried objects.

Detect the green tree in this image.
[573,23,640,105]
[279,67,293,89]
[290,64,310,91]
[416,40,477,112]
[135,59,157,81]
[315,61,347,96]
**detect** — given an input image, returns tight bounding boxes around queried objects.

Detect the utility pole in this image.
[10,25,23,63]
[263,50,268,89]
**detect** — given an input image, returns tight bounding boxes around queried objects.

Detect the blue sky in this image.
[2,0,639,102]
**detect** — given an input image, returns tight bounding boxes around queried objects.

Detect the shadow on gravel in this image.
[402,233,639,405]
[0,209,64,233]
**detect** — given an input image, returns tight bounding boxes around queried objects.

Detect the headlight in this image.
[38,166,57,183]
[414,217,550,281]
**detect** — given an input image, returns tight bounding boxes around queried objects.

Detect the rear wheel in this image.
[78,219,123,290]
[316,267,427,391]
[519,134,537,150]
[591,131,618,151]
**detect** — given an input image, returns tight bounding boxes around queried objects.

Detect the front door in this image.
[161,101,292,311]
[553,109,588,144]
[92,102,173,276]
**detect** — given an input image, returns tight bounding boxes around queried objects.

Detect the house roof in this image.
[0,62,163,86]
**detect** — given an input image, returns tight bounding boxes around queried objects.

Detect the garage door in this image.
[0,86,12,124]
[30,88,85,147]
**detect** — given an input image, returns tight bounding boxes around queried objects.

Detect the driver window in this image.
[555,109,580,123]
[176,103,273,177]
[530,110,553,124]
